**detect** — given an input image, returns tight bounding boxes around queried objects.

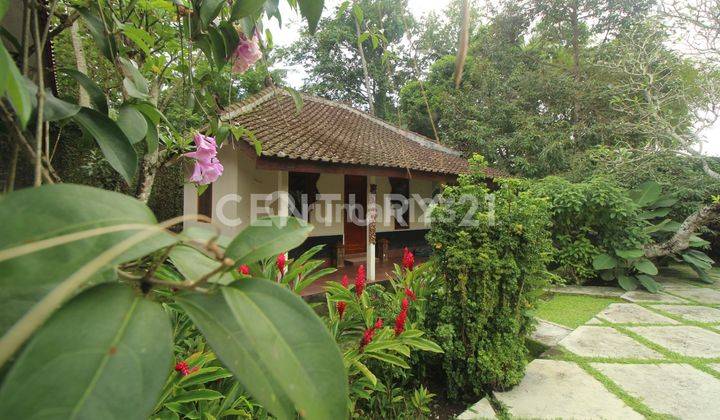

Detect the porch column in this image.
[278,171,289,274]
[367,176,377,281]
[277,171,289,218]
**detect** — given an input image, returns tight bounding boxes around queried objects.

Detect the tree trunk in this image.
[70,20,90,107]
[570,1,581,125]
[453,0,470,89]
[352,2,374,115]
[644,202,720,258]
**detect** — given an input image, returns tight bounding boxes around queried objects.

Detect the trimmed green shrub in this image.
[528,176,648,284]
[424,156,553,401]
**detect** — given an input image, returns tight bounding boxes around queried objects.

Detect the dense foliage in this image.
[424,157,553,400]
[528,176,648,283]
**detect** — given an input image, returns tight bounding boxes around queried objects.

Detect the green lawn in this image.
[535,294,620,329]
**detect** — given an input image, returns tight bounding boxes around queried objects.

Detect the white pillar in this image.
[277,171,289,218]
[367,176,377,281]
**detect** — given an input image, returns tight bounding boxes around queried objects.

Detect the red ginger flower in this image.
[395,298,409,336]
[336,301,346,319]
[360,327,375,350]
[341,274,349,288]
[402,247,415,271]
[174,361,190,376]
[355,265,366,297]
[238,264,250,276]
[276,253,286,274]
[374,318,383,329]
[405,287,416,301]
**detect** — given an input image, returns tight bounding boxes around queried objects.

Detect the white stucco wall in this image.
[183,145,441,238]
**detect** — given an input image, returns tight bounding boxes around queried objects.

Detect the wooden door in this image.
[344,175,367,255]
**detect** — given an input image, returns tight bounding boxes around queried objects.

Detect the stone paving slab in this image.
[592,363,720,419]
[653,304,720,323]
[531,319,572,347]
[596,303,679,324]
[494,360,642,419]
[667,288,720,304]
[457,398,496,419]
[709,363,720,374]
[549,285,625,297]
[586,317,603,325]
[621,290,688,304]
[558,326,663,359]
[628,326,720,358]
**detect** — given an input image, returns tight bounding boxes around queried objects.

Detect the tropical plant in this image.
[323,259,443,417]
[425,156,554,401]
[0,183,348,419]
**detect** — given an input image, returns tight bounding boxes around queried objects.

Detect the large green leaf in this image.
[225,217,313,265]
[629,181,661,207]
[76,7,116,60]
[207,26,228,68]
[200,0,226,26]
[59,68,109,114]
[618,274,639,291]
[298,0,324,33]
[592,253,617,270]
[177,280,348,420]
[0,184,175,335]
[0,43,32,127]
[639,207,671,220]
[24,78,81,121]
[231,0,265,20]
[73,107,138,183]
[636,274,660,293]
[0,283,172,418]
[118,58,150,100]
[117,104,149,144]
[633,258,658,275]
[169,245,234,285]
[615,249,644,260]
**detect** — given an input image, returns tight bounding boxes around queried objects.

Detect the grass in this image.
[535,293,620,329]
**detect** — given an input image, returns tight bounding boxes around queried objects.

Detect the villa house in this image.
[183,87,498,282]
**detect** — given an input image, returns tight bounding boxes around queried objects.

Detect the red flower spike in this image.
[360,327,375,350]
[394,309,407,336]
[276,253,286,274]
[336,301,346,319]
[238,264,250,276]
[374,318,383,329]
[174,361,188,372]
[405,287,416,301]
[355,265,366,297]
[341,274,349,288]
[402,247,415,271]
[401,297,409,311]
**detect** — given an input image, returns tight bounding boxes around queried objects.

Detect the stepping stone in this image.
[586,317,603,325]
[667,288,720,304]
[457,398,496,419]
[494,360,642,419]
[654,305,720,323]
[531,319,572,347]
[558,326,663,359]
[592,363,720,419]
[596,303,679,324]
[621,290,687,304]
[628,326,720,358]
[549,285,625,297]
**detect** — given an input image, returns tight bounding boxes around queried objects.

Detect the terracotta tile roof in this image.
[220,88,472,176]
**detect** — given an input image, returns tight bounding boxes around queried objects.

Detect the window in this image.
[389,177,410,230]
[289,172,320,221]
[197,184,213,222]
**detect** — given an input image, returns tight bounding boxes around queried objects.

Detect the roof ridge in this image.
[222,88,463,157]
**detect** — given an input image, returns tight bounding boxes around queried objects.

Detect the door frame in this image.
[343,174,367,255]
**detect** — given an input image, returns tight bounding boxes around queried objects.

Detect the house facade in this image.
[183,88,493,281]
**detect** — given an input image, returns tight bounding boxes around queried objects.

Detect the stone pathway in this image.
[459,281,720,419]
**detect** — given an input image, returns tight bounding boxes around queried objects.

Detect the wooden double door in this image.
[343,175,367,255]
